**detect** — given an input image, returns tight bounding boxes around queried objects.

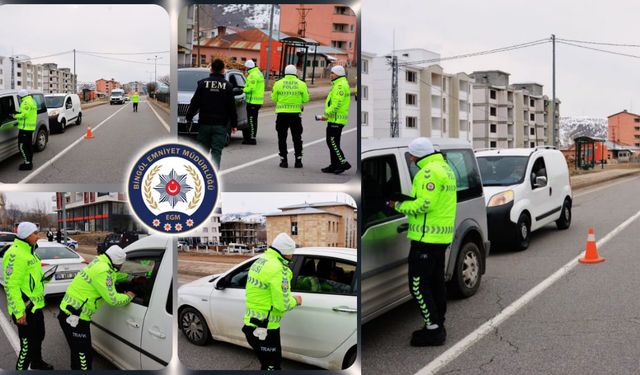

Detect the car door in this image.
[140,248,172,369]
[228,72,248,126]
[361,149,413,322]
[0,94,19,160]
[282,255,357,358]
[209,259,256,342]
[64,96,74,122]
[527,155,554,228]
[90,250,164,370]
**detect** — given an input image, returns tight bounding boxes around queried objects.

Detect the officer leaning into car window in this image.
[131,92,140,112]
[242,59,264,145]
[271,65,310,169]
[3,222,54,370]
[319,65,351,175]
[13,89,37,171]
[58,245,136,370]
[387,137,457,347]
[186,58,238,170]
[242,233,302,370]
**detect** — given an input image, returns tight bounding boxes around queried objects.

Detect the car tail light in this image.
[41,262,49,266]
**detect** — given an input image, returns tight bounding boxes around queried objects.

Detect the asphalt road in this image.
[0,290,115,370]
[0,98,170,184]
[191,99,358,186]
[362,176,640,375]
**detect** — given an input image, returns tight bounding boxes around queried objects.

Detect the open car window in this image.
[0,96,17,125]
[362,154,403,229]
[115,255,161,307]
[226,260,254,289]
[292,256,356,296]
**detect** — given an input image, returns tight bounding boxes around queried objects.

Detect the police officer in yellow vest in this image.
[131,92,140,112]
[242,233,302,370]
[319,65,351,174]
[58,245,135,370]
[242,60,264,145]
[3,222,54,370]
[13,90,37,171]
[388,137,457,347]
[271,65,310,168]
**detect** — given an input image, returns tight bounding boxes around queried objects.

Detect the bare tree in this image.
[146,82,158,95]
[159,75,170,88]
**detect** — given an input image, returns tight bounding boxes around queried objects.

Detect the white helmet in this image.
[331,65,346,77]
[18,89,29,97]
[245,60,256,69]
[271,233,296,256]
[408,137,435,158]
[284,65,297,76]
[16,222,38,240]
[105,245,127,266]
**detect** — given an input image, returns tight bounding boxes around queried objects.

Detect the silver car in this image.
[361,138,490,323]
[0,89,49,162]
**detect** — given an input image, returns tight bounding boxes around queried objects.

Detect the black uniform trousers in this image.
[275,113,303,159]
[18,130,33,165]
[244,104,261,140]
[408,241,448,328]
[242,325,282,371]
[14,308,45,371]
[133,102,138,112]
[58,310,93,370]
[326,122,347,166]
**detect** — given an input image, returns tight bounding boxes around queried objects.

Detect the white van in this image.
[476,147,572,251]
[225,243,248,254]
[44,93,82,133]
[110,89,125,105]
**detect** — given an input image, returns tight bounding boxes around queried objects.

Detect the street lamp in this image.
[146,55,163,88]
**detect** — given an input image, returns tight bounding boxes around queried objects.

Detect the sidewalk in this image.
[570,167,640,190]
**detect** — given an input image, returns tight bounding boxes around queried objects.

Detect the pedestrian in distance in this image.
[242,59,264,145]
[3,222,54,370]
[318,65,352,174]
[13,90,37,171]
[46,229,54,242]
[186,58,238,170]
[131,92,140,112]
[387,137,458,347]
[242,233,302,370]
[56,228,62,244]
[271,64,310,168]
[58,245,136,370]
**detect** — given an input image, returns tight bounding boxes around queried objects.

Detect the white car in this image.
[44,93,82,133]
[0,232,16,248]
[476,147,573,250]
[178,247,358,370]
[0,240,88,296]
[90,235,173,370]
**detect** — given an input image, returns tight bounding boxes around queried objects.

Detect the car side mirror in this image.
[232,87,244,96]
[215,277,228,290]
[534,176,547,188]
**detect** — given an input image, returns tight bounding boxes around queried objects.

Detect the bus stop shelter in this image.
[278,36,321,84]
[574,136,606,170]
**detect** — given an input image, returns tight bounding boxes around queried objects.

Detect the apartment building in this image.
[361,51,374,137]
[42,63,77,94]
[363,49,473,141]
[55,192,141,232]
[182,208,222,246]
[471,71,560,149]
[608,110,640,148]
[178,4,194,67]
[96,78,121,96]
[220,214,266,246]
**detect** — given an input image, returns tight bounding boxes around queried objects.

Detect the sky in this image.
[0,5,170,84]
[4,192,56,213]
[363,0,640,117]
[220,192,356,214]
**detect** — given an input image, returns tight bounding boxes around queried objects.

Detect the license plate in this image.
[55,272,77,280]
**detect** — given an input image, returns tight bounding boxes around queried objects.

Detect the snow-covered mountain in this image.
[559,117,608,147]
[220,213,266,224]
[198,4,279,30]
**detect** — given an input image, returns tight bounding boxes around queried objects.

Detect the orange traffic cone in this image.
[579,227,605,264]
[84,126,95,139]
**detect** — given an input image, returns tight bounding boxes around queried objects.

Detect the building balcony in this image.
[431,108,442,117]
[431,86,442,96]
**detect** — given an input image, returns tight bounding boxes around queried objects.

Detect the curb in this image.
[81,101,108,110]
[148,98,170,115]
[572,168,640,190]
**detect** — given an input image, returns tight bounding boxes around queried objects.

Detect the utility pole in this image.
[195,4,200,67]
[10,56,15,89]
[390,55,399,138]
[146,56,161,85]
[73,49,77,93]
[551,34,557,147]
[61,193,67,246]
[264,4,276,90]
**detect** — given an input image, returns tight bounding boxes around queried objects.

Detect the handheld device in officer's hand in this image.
[250,307,272,341]
[41,265,59,282]
[314,114,325,121]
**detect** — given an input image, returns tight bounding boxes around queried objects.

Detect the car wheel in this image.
[450,241,482,298]
[342,346,357,369]
[556,199,572,230]
[76,113,82,126]
[514,213,531,251]
[180,307,210,345]
[59,119,66,133]
[34,128,48,152]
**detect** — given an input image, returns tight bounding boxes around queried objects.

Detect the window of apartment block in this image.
[490,90,496,99]
[530,113,535,121]
[442,98,446,112]
[406,116,417,128]
[490,124,497,133]
[363,60,369,74]
[406,93,417,106]
[16,72,21,77]
[335,6,349,14]
[291,222,298,236]
[406,70,417,83]
[634,118,640,123]
[348,41,353,49]
[362,111,369,126]
[490,107,497,116]
[530,99,535,107]
[362,85,368,100]
[350,24,355,32]
[490,141,497,148]
[530,142,536,148]
[442,119,447,133]
[530,127,535,135]
[203,227,208,233]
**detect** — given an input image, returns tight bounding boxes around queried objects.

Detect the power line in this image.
[556,38,640,48]
[78,52,170,66]
[557,40,640,59]
[77,50,169,55]
[14,50,74,62]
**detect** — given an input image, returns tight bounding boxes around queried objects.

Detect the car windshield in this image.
[111,92,123,97]
[44,96,65,108]
[178,70,209,91]
[0,233,16,242]
[36,246,79,260]
[477,155,529,186]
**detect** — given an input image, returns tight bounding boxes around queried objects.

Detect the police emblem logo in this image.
[106,276,113,287]
[427,182,436,191]
[6,266,12,276]
[128,143,219,234]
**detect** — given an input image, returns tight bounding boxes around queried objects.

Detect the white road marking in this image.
[574,174,640,198]
[147,101,171,132]
[220,127,357,175]
[19,103,131,183]
[415,208,640,375]
[0,305,21,355]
